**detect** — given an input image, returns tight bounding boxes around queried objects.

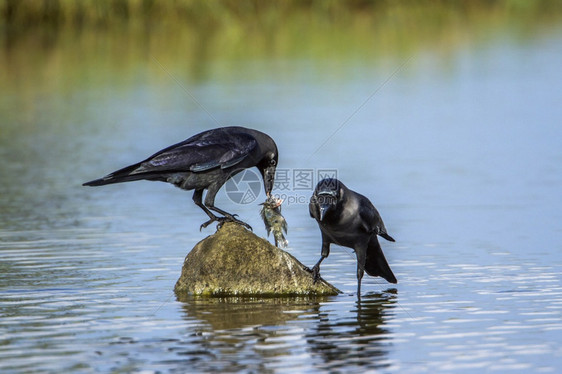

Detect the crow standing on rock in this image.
[309,178,397,297]
[83,126,278,231]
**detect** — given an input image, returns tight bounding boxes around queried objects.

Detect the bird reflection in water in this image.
[305,289,398,371]
[172,290,397,372]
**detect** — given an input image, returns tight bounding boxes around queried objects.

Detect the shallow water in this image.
[1,17,562,373]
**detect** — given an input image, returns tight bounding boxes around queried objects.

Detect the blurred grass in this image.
[1,0,562,108]
[2,0,562,33]
[3,0,562,62]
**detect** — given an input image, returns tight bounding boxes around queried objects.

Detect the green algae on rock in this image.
[174,222,340,296]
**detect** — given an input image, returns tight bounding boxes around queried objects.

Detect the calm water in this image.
[1,20,562,373]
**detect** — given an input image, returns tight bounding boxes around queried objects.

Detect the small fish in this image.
[260,196,288,248]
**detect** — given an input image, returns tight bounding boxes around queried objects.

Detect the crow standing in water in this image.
[309,178,397,297]
[83,126,278,230]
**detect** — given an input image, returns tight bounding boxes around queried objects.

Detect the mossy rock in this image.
[174,222,340,296]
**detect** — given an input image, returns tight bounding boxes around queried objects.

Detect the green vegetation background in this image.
[2,0,561,117]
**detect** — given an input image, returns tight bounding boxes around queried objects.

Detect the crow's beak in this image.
[316,192,336,221]
[319,204,329,221]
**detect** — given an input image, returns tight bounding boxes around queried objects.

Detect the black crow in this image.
[309,178,397,296]
[83,126,278,230]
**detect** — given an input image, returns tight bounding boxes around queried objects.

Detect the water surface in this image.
[1,12,562,373]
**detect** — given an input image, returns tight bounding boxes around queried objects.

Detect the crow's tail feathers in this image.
[82,162,148,186]
[364,236,397,284]
[379,232,395,242]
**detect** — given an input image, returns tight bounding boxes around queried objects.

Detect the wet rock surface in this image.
[174,223,340,296]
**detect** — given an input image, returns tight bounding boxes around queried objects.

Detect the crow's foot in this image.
[200,216,219,231]
[311,265,321,284]
[200,215,252,231]
[216,216,252,231]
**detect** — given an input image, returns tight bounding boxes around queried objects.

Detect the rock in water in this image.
[174,222,340,296]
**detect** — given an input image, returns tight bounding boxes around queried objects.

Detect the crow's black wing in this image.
[357,194,395,242]
[132,130,257,174]
[83,128,257,186]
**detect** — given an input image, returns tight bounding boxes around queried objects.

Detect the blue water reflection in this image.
[1,19,562,374]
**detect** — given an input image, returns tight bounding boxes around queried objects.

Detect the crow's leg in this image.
[357,270,364,300]
[204,185,252,230]
[356,243,367,299]
[311,240,331,283]
[193,189,222,231]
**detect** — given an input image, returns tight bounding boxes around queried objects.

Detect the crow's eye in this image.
[270,159,276,166]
